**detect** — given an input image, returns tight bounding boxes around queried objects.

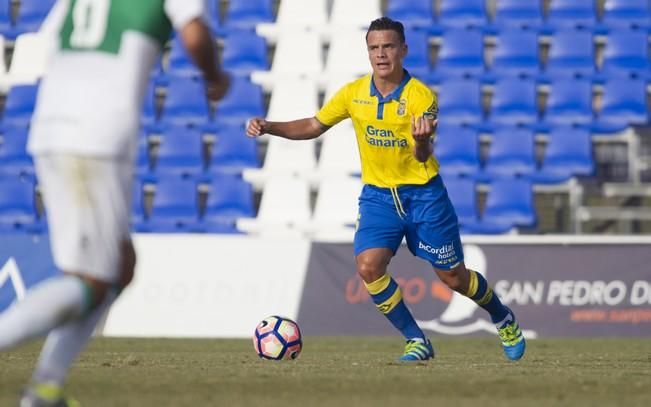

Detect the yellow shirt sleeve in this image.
[315,84,351,127]
[410,86,438,121]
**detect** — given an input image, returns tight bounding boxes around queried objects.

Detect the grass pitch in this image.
[1,337,650,407]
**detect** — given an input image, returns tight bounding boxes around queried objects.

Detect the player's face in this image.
[366,30,407,80]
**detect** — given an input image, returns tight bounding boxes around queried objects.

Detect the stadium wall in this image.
[1,235,650,338]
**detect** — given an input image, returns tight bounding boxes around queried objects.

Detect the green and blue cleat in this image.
[399,338,435,361]
[19,383,81,407]
[497,307,526,361]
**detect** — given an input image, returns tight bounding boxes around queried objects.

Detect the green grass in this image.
[1,337,650,406]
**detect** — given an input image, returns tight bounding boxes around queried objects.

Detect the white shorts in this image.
[34,153,133,284]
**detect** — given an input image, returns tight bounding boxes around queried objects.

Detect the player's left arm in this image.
[411,89,439,163]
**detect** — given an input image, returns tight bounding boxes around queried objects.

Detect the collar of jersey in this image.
[370,69,412,103]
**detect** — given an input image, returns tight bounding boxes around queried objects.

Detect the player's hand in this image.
[411,115,437,143]
[206,71,230,102]
[246,117,267,137]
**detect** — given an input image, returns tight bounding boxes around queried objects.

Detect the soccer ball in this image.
[253,316,302,360]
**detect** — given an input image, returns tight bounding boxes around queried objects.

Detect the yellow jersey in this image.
[316,71,439,188]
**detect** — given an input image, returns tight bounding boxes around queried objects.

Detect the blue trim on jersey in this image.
[370,69,412,120]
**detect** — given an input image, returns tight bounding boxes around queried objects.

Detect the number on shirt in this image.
[70,0,111,48]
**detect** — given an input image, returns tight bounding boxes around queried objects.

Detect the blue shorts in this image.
[354,175,463,270]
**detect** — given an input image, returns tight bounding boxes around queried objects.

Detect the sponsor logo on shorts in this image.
[418,241,458,264]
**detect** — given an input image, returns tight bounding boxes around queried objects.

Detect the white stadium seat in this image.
[313,120,361,181]
[2,32,56,91]
[275,0,328,28]
[265,78,319,121]
[305,176,363,241]
[325,29,370,77]
[330,0,381,28]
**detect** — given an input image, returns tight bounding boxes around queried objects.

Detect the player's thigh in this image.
[354,191,405,257]
[35,153,133,284]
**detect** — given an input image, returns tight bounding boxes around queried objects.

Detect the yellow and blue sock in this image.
[466,270,509,324]
[365,274,425,341]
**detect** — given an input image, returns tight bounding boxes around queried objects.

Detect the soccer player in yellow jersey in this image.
[247,17,525,361]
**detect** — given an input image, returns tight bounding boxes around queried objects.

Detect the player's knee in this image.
[438,266,468,293]
[356,260,384,283]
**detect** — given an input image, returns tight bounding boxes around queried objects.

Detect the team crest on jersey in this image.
[423,99,438,120]
[397,99,407,116]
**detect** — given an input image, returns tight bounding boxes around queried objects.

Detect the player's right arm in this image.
[166,0,229,101]
[246,117,328,140]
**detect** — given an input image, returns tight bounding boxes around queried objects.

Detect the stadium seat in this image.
[203,172,255,220]
[153,125,205,177]
[140,80,158,126]
[434,124,481,178]
[592,78,648,133]
[130,180,147,229]
[490,28,540,78]
[444,176,480,228]
[602,0,651,30]
[266,78,319,121]
[529,126,594,184]
[600,29,650,79]
[438,0,487,29]
[306,176,363,240]
[2,84,38,126]
[546,0,597,31]
[214,77,265,125]
[493,0,543,30]
[208,122,259,172]
[403,29,432,80]
[236,176,311,236]
[386,0,435,29]
[205,0,224,37]
[253,29,322,83]
[160,75,210,125]
[134,132,152,177]
[480,178,536,229]
[224,0,274,29]
[433,28,484,79]
[543,29,596,80]
[325,29,371,77]
[0,125,33,178]
[222,30,268,76]
[274,0,328,27]
[167,36,200,77]
[436,79,483,125]
[0,177,36,231]
[314,121,362,179]
[0,2,11,38]
[141,175,200,232]
[486,78,538,127]
[540,78,594,128]
[330,0,381,27]
[479,127,537,181]
[2,32,55,90]
[13,0,56,34]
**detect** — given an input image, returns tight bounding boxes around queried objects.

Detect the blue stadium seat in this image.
[487,78,538,128]
[529,127,594,184]
[0,125,33,178]
[224,0,274,29]
[444,176,479,228]
[437,79,483,125]
[13,0,56,34]
[222,29,268,77]
[479,127,536,181]
[0,177,36,231]
[481,178,536,229]
[0,0,12,37]
[601,29,650,79]
[204,172,255,219]
[540,78,593,128]
[592,77,648,133]
[209,122,259,172]
[206,0,225,37]
[433,28,484,80]
[3,85,38,126]
[134,133,152,177]
[493,0,543,30]
[167,36,201,77]
[434,124,481,178]
[141,80,158,126]
[386,0,435,29]
[546,0,597,31]
[403,29,432,80]
[490,28,539,78]
[438,0,487,29]
[154,125,205,177]
[130,180,147,229]
[543,29,595,80]
[139,175,200,232]
[160,75,210,125]
[213,77,264,124]
[602,0,651,30]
